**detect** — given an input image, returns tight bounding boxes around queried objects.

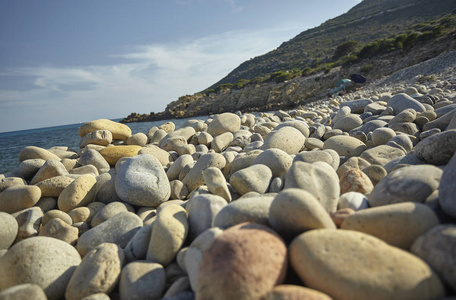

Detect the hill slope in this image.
[207,0,455,90]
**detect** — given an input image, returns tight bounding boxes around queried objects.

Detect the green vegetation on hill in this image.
[204,0,456,93]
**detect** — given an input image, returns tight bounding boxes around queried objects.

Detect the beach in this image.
[0,57,456,299]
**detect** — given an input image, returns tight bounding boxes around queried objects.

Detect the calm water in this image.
[0,116,209,174]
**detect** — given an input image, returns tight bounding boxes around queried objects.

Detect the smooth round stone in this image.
[211,132,233,153]
[177,144,196,156]
[99,145,142,166]
[293,150,333,169]
[61,158,78,172]
[284,161,339,213]
[79,149,110,174]
[388,122,420,136]
[387,93,426,114]
[214,195,275,229]
[58,174,97,213]
[274,120,310,138]
[289,229,445,300]
[202,167,231,202]
[91,201,133,227]
[415,129,456,165]
[197,223,287,300]
[323,135,366,157]
[368,165,442,207]
[66,243,125,300]
[186,194,227,240]
[0,236,81,300]
[79,119,132,141]
[332,106,351,124]
[360,145,405,166]
[0,177,26,192]
[339,168,374,195]
[223,150,261,178]
[252,148,292,178]
[68,207,94,224]
[126,132,148,147]
[386,134,414,152]
[230,164,272,195]
[77,211,142,256]
[148,128,167,144]
[362,165,387,185]
[42,209,73,226]
[80,293,110,300]
[124,224,153,262]
[96,174,122,204]
[140,145,173,166]
[79,130,113,148]
[167,154,194,181]
[439,153,456,218]
[389,108,417,123]
[339,192,369,211]
[170,180,189,200]
[262,285,333,300]
[18,146,61,163]
[159,135,187,152]
[371,127,396,146]
[197,132,214,146]
[341,202,439,250]
[0,185,41,214]
[70,165,99,176]
[261,127,305,154]
[146,204,188,267]
[115,154,170,206]
[333,114,363,132]
[0,283,47,300]
[269,189,335,240]
[18,159,46,181]
[38,218,79,245]
[304,137,324,150]
[411,225,456,292]
[184,228,223,291]
[340,99,373,114]
[207,113,241,136]
[356,120,388,135]
[30,159,69,185]
[119,261,166,300]
[12,207,43,242]
[34,197,57,213]
[182,153,226,192]
[0,212,18,250]
[364,102,386,115]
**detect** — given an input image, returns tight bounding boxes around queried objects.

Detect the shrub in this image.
[333,40,358,60]
[360,64,373,73]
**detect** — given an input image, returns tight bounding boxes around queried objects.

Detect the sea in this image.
[0,116,209,175]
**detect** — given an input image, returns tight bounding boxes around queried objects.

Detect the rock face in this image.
[196,223,287,300]
[0,236,82,300]
[115,154,170,207]
[289,229,445,300]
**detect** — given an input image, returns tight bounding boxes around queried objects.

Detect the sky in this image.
[0,0,361,133]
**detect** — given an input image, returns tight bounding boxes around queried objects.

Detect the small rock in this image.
[66,243,125,300]
[341,202,439,249]
[368,164,442,207]
[339,192,369,211]
[196,223,287,300]
[30,159,69,184]
[230,164,272,195]
[411,225,456,292]
[119,261,166,300]
[0,185,41,214]
[38,218,79,245]
[261,127,305,155]
[0,236,81,300]
[203,167,231,202]
[79,130,113,148]
[146,204,188,267]
[387,93,426,114]
[207,113,241,136]
[79,149,110,174]
[415,129,456,165]
[0,283,47,300]
[339,168,374,195]
[439,153,456,218]
[115,154,170,206]
[284,161,339,213]
[99,145,142,166]
[18,146,61,163]
[261,285,333,300]
[124,224,153,262]
[58,174,97,213]
[360,145,405,166]
[35,175,74,197]
[182,153,226,192]
[323,136,367,157]
[289,229,444,300]
[186,194,227,240]
[0,212,18,250]
[252,148,293,178]
[269,189,335,240]
[78,119,132,141]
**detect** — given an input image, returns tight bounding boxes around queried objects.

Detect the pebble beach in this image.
[1,53,456,300]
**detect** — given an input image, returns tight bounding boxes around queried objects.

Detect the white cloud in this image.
[0,25,302,132]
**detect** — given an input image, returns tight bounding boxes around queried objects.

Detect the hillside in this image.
[207,0,455,90]
[121,0,456,123]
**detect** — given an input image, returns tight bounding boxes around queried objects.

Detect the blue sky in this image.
[0,0,361,133]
